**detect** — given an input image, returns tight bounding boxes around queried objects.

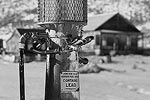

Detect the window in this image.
[131,36,137,49]
[95,35,101,45]
[107,36,114,47]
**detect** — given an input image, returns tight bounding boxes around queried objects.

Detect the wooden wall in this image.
[82,31,140,55]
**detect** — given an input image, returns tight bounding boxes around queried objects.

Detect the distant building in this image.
[139,28,150,49]
[0,24,16,54]
[82,13,143,55]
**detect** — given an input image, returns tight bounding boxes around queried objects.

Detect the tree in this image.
[88,0,150,25]
[0,0,37,28]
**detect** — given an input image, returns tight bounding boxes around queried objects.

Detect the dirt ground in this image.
[0,55,150,100]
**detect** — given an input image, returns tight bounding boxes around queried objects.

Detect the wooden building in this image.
[82,13,143,55]
[0,25,17,54]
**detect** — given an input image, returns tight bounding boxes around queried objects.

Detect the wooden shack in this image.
[0,24,18,54]
[83,13,143,55]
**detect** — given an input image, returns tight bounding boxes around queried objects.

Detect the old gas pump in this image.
[18,0,93,100]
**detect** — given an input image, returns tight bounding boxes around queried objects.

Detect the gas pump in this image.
[18,0,94,100]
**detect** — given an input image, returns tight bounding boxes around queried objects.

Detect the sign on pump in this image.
[61,71,79,92]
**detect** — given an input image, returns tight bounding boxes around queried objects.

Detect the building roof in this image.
[83,13,115,31]
[83,13,141,33]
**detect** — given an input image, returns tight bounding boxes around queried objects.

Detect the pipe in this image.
[19,33,32,49]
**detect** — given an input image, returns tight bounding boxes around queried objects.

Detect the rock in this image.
[79,61,126,74]
[2,54,16,62]
[79,62,103,73]
[94,49,101,56]
[102,55,111,63]
[109,50,117,56]
[132,64,146,72]
[99,58,105,64]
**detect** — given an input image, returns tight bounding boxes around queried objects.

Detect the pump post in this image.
[19,48,25,100]
[37,0,88,100]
